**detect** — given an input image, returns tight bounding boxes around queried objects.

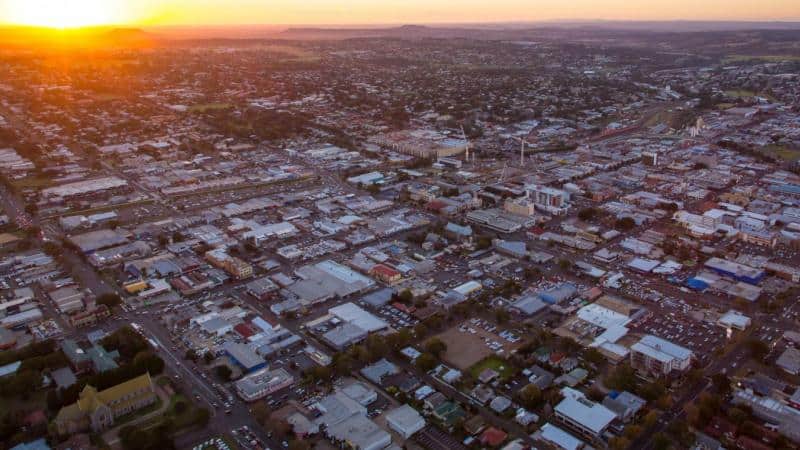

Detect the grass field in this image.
[761,144,800,162]
[724,89,756,99]
[723,54,800,64]
[189,103,233,113]
[469,356,516,382]
[10,177,54,190]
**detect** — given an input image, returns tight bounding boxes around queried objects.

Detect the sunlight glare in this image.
[5,0,125,28]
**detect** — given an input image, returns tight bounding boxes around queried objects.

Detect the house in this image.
[55,373,157,434]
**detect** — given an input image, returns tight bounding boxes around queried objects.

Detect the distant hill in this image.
[0,26,160,50]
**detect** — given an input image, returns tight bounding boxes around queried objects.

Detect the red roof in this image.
[393,302,416,314]
[426,200,447,211]
[528,226,545,235]
[371,264,400,278]
[480,427,508,447]
[234,323,256,338]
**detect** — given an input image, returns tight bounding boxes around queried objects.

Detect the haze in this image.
[1,0,799,27]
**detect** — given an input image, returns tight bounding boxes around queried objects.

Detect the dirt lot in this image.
[436,320,523,370]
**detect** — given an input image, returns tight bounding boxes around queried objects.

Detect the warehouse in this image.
[385,404,425,439]
[703,257,765,285]
[68,229,129,253]
[223,341,267,373]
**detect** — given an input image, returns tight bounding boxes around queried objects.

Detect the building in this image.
[223,342,267,373]
[717,310,751,330]
[630,335,694,378]
[369,264,401,284]
[525,184,571,215]
[504,196,537,217]
[315,391,392,450]
[538,423,584,450]
[205,249,253,280]
[776,348,800,375]
[385,404,425,439]
[55,373,156,434]
[602,391,646,423]
[703,257,765,285]
[235,367,294,401]
[554,387,616,442]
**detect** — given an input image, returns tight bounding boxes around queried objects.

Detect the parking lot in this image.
[436,318,523,370]
[629,311,725,365]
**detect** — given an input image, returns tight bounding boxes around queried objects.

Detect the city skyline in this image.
[1,0,800,28]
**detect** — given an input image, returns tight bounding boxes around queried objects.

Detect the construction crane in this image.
[460,125,474,164]
[512,136,527,166]
[499,161,509,182]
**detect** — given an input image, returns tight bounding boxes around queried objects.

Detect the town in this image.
[0,24,799,450]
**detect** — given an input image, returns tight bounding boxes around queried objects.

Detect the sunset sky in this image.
[0,0,799,28]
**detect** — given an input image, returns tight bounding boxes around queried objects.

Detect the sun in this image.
[3,0,125,28]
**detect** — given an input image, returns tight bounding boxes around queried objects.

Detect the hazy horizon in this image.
[1,0,799,29]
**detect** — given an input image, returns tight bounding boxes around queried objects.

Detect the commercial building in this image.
[289,260,375,306]
[55,373,156,434]
[42,176,128,201]
[68,230,128,253]
[235,367,294,401]
[205,249,253,280]
[554,387,616,442]
[538,423,584,450]
[223,342,267,373]
[630,335,694,378]
[385,404,425,439]
[315,391,392,450]
[525,184,571,215]
[703,257,765,285]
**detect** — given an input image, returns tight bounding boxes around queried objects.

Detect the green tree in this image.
[746,338,769,360]
[615,217,636,231]
[415,353,438,372]
[214,365,232,381]
[424,338,447,358]
[96,293,122,309]
[517,384,543,409]
[578,207,597,221]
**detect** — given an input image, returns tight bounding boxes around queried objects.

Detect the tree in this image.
[251,401,271,425]
[615,217,636,231]
[583,348,605,366]
[746,338,769,361]
[517,384,542,409]
[711,373,731,396]
[184,349,197,361]
[288,440,311,450]
[424,338,447,358]
[193,407,211,427]
[101,326,148,359]
[173,399,188,415]
[476,235,493,250]
[652,433,672,450]
[415,353,438,372]
[203,352,214,365]
[396,289,414,304]
[578,207,597,221]
[96,293,122,309]
[604,364,637,393]
[414,323,428,338]
[214,365,232,381]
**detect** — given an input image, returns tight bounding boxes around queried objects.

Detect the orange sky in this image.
[1,0,799,28]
